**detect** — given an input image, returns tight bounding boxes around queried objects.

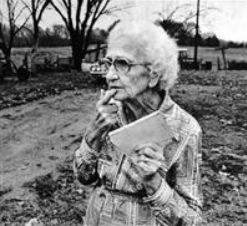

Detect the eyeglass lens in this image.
[101,58,129,73]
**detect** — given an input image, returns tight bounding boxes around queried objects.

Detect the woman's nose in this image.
[105,67,118,81]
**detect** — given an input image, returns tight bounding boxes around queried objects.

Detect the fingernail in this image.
[100,89,105,99]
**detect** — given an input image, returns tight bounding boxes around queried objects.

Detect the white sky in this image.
[93,0,247,42]
[3,0,246,42]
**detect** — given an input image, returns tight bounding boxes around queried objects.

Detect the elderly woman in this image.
[74,20,203,226]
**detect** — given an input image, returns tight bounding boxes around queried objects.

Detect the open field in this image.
[10,46,247,69]
[186,46,247,62]
[0,67,247,225]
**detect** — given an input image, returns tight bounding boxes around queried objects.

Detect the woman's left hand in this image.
[125,143,166,196]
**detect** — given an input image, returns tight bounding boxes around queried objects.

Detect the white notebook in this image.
[109,111,174,155]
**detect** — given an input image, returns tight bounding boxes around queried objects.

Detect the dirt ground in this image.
[0,71,247,225]
[0,89,97,198]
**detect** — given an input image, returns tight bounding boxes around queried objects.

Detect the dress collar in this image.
[159,93,175,114]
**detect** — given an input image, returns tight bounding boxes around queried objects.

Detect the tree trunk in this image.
[33,32,39,50]
[0,45,11,82]
[33,24,40,50]
[71,38,83,71]
[5,50,12,74]
[73,51,82,71]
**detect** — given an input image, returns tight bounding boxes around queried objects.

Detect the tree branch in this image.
[80,0,92,41]
[50,0,69,27]
[37,0,51,23]
[67,0,74,31]
[84,0,108,51]
[104,2,133,15]
[15,5,29,22]
[75,0,83,32]
[14,14,30,36]
[20,0,32,14]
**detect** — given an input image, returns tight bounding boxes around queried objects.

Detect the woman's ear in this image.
[148,70,160,88]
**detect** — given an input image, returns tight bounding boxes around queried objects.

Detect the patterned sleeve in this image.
[144,131,203,225]
[73,138,100,185]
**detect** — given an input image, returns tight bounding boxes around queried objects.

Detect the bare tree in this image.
[0,0,29,70]
[50,0,132,71]
[21,0,51,49]
[156,1,218,37]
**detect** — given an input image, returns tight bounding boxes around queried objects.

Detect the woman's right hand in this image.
[84,89,119,151]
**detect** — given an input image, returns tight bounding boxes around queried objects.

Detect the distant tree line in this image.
[12,21,246,49]
[156,19,246,48]
[13,25,108,48]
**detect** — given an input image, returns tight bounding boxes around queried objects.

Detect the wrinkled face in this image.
[105,41,151,101]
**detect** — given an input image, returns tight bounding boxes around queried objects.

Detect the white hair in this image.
[107,20,179,90]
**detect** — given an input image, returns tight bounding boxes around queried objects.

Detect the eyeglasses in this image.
[100,57,150,73]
